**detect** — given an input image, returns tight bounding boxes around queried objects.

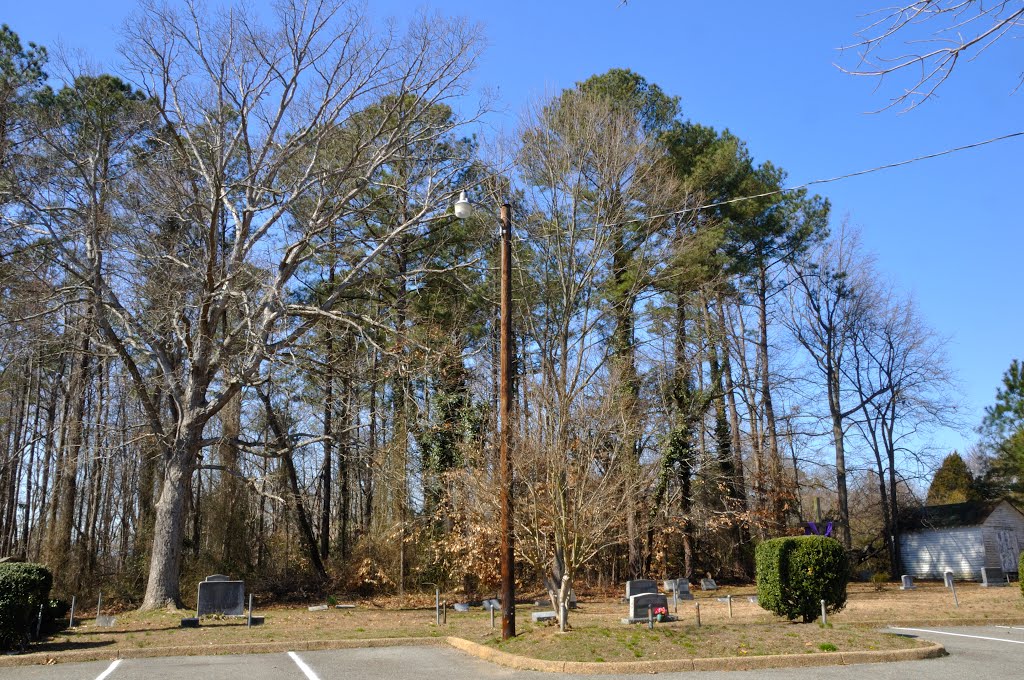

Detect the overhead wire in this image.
[616,129,1024,226]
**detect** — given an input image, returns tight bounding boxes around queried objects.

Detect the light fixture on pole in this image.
[454,191,516,640]
[453,190,473,219]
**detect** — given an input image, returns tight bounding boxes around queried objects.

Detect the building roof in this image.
[900,500,1004,532]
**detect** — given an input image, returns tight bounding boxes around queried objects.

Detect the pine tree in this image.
[926,452,979,506]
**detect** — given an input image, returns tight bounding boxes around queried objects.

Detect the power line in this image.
[620,129,1024,225]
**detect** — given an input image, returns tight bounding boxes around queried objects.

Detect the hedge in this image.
[0,562,53,651]
[755,535,849,623]
[1020,551,1024,598]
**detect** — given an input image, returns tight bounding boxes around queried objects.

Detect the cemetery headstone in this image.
[944,570,954,588]
[627,593,668,621]
[531,611,557,623]
[900,574,916,590]
[308,604,329,612]
[625,579,658,598]
[95,615,116,627]
[700,578,718,591]
[568,589,578,610]
[180,617,200,628]
[981,567,1007,587]
[453,603,470,612]
[197,574,246,616]
[482,598,500,611]
[672,580,694,600]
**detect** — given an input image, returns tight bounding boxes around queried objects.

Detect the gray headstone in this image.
[981,567,1007,587]
[307,604,329,612]
[900,574,915,590]
[531,610,557,622]
[197,579,245,616]
[625,579,658,598]
[568,589,578,609]
[335,604,356,609]
[700,578,718,591]
[95,615,116,627]
[628,593,668,619]
[204,574,231,582]
[944,570,954,588]
[453,603,470,612]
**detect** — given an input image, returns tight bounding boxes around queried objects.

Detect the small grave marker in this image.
[900,575,916,590]
[308,604,328,612]
[532,611,557,623]
[95,615,116,627]
[453,603,470,612]
[944,570,954,588]
[700,578,718,591]
[481,598,500,611]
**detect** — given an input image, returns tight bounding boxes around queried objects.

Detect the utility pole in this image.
[499,202,516,640]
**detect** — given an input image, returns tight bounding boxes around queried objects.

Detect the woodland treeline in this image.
[0,2,959,610]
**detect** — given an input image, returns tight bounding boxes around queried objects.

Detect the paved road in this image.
[5,626,1024,679]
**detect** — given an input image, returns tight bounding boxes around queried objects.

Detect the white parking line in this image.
[891,627,1024,645]
[94,659,121,680]
[287,651,322,680]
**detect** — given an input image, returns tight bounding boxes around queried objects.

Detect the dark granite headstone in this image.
[981,567,1007,587]
[625,579,658,598]
[205,574,231,582]
[628,593,668,619]
[197,575,245,616]
[180,617,200,628]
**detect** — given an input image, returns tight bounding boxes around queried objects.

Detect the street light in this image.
[454,191,515,640]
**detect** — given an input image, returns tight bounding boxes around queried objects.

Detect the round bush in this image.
[756,535,849,623]
[0,563,53,651]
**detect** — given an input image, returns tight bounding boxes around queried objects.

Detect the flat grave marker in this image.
[700,578,718,591]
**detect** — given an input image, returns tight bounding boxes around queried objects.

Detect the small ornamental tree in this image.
[756,536,849,623]
[0,563,53,651]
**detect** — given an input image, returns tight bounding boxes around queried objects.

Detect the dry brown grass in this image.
[20,580,1022,664]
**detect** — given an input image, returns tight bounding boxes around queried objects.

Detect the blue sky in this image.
[7,1,1021,457]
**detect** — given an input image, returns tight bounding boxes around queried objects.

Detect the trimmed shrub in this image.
[756,536,850,623]
[0,563,53,651]
[1020,551,1024,598]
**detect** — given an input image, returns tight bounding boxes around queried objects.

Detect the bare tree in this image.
[14,0,482,608]
[848,286,959,571]
[840,1,1024,110]
[785,225,888,549]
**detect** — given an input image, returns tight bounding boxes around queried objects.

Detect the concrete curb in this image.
[0,633,945,672]
[443,636,946,674]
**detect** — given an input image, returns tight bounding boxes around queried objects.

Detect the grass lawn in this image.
[18,580,1022,664]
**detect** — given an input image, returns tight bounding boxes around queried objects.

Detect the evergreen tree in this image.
[925,452,979,506]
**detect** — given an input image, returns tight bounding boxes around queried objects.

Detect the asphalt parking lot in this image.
[4,626,1024,680]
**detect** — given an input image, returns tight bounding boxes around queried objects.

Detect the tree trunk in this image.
[141,441,194,609]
